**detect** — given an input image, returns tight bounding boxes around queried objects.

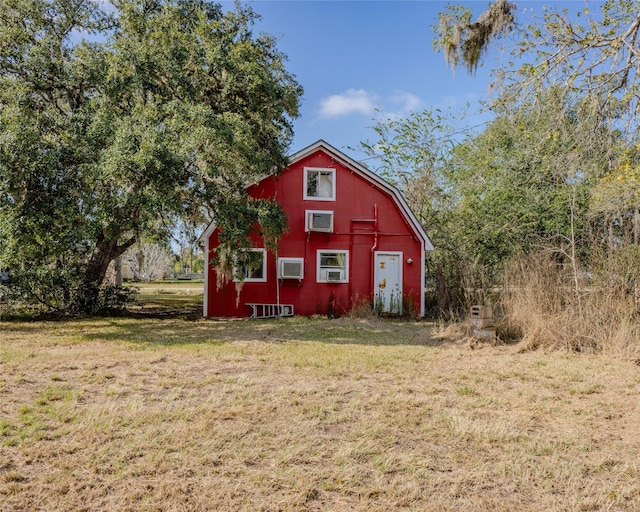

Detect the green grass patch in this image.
[130,281,204,311]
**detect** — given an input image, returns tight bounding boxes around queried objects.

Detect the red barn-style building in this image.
[202,140,433,318]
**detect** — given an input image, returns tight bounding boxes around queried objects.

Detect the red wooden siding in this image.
[204,141,430,318]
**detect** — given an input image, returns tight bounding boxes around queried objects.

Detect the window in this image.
[317,250,349,283]
[233,248,267,282]
[278,258,304,279]
[305,210,334,233]
[304,167,336,201]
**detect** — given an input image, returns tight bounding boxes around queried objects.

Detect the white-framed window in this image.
[304,167,336,201]
[305,210,334,233]
[317,250,349,283]
[278,257,304,279]
[232,248,267,282]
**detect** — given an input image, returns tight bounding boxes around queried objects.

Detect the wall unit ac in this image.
[279,258,304,279]
[326,269,344,282]
[307,211,334,233]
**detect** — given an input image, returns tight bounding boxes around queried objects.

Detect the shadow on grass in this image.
[62,316,446,348]
[76,317,233,346]
[269,317,448,347]
[128,291,203,317]
[2,307,454,348]
[3,287,442,348]
[116,316,449,348]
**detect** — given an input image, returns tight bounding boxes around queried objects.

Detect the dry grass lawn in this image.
[1,316,640,511]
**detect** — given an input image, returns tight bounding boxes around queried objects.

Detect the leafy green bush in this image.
[1,267,137,317]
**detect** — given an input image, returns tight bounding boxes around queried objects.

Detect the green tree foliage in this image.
[360,108,459,236]
[591,145,640,246]
[427,0,640,316]
[445,90,616,269]
[363,90,619,313]
[0,0,301,313]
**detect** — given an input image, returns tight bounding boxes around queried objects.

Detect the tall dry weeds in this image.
[501,251,640,356]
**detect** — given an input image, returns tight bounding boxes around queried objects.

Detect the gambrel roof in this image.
[289,140,433,251]
[202,139,434,251]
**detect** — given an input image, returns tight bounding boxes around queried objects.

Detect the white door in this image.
[374,252,402,314]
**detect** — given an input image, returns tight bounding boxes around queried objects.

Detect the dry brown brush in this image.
[501,251,640,355]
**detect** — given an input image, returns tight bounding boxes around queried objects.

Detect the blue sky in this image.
[220,0,570,162]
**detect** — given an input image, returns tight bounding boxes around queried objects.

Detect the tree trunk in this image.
[74,235,134,313]
[114,256,122,287]
[136,250,145,281]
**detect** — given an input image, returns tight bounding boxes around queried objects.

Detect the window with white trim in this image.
[232,248,267,282]
[317,250,349,283]
[304,167,336,201]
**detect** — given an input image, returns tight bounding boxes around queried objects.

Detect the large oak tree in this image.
[0,0,301,312]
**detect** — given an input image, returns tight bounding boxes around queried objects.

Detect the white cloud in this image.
[317,89,425,123]
[373,91,424,122]
[318,89,377,118]
[391,91,422,112]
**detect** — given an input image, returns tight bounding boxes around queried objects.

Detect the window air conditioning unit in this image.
[326,269,344,282]
[307,211,333,232]
[279,259,304,279]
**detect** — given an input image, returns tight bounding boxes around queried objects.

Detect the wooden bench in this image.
[246,303,294,319]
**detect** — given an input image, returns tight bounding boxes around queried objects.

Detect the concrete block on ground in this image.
[470,317,494,329]
[471,305,493,319]
[471,327,497,341]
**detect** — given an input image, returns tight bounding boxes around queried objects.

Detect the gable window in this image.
[317,250,349,283]
[304,167,336,201]
[233,248,267,282]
